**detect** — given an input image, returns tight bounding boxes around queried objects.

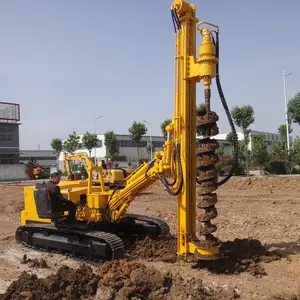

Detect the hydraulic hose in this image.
[213,31,239,186]
[157,142,183,196]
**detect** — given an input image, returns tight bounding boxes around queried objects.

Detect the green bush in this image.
[264,160,287,175]
[215,158,245,176]
[292,166,300,174]
[234,162,245,175]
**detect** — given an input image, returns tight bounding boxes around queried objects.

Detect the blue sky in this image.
[0,0,299,150]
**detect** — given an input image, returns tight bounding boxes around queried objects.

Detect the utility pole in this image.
[283,68,292,154]
[143,120,153,160]
[93,114,103,164]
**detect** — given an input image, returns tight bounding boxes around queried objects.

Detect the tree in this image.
[288,92,300,124]
[63,131,80,154]
[231,105,255,176]
[271,139,292,174]
[82,132,99,157]
[104,130,119,163]
[50,138,63,158]
[146,142,155,158]
[271,140,287,160]
[278,124,292,141]
[270,125,300,174]
[292,136,300,165]
[128,121,147,163]
[251,134,269,169]
[161,119,172,139]
[216,145,225,158]
[226,132,235,143]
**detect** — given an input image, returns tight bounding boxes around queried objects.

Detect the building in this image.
[0,102,21,164]
[248,130,293,152]
[19,150,57,167]
[57,129,289,171]
[211,130,293,153]
[58,134,165,170]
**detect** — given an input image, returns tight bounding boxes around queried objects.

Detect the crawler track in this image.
[15,214,170,262]
[124,213,170,236]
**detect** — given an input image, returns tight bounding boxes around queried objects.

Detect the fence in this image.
[0,164,28,182]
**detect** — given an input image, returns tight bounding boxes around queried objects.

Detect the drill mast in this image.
[172,0,220,258]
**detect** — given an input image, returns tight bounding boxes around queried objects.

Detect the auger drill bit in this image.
[195,96,220,254]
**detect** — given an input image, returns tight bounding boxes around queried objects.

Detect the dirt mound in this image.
[0,260,239,300]
[195,238,281,277]
[96,260,239,300]
[0,264,99,300]
[222,176,300,192]
[96,260,171,299]
[127,236,177,262]
[268,296,300,300]
[0,184,24,219]
[127,236,280,277]
[20,254,49,268]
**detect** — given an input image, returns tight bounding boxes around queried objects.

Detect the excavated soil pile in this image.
[127,236,177,262]
[196,238,281,277]
[0,264,99,300]
[20,254,49,269]
[96,260,239,300]
[0,260,239,300]
[127,236,281,277]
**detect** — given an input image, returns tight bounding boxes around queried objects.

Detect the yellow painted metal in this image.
[188,242,219,256]
[63,152,133,185]
[21,187,51,225]
[172,0,220,257]
[20,0,222,260]
[171,0,198,255]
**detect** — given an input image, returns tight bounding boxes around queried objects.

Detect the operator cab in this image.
[33,182,68,227]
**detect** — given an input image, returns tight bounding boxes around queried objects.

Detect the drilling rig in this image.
[15,0,237,261]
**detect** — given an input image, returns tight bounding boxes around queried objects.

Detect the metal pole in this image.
[93,113,97,164]
[283,68,292,154]
[150,128,153,160]
[143,120,152,160]
[93,114,103,165]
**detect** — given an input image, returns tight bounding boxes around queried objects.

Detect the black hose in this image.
[157,142,183,196]
[162,149,178,186]
[171,8,181,33]
[173,9,181,30]
[171,10,177,33]
[213,31,239,186]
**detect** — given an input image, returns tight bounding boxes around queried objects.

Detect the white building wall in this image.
[212,130,293,153]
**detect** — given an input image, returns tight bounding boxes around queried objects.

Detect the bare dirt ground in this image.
[1,176,300,299]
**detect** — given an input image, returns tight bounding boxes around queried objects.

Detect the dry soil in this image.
[1,176,300,299]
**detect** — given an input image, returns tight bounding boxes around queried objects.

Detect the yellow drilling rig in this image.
[15,0,238,261]
[63,152,134,187]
